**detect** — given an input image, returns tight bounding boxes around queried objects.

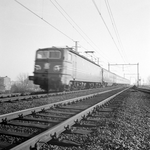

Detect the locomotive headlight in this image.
[53,65,61,71]
[35,65,41,70]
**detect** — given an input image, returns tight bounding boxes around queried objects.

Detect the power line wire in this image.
[53,0,91,43]
[105,0,128,63]
[54,0,102,50]
[14,0,74,42]
[105,0,132,75]
[92,0,126,63]
[49,0,90,45]
[53,0,112,62]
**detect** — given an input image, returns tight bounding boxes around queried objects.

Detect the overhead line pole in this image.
[74,41,79,52]
[108,63,139,86]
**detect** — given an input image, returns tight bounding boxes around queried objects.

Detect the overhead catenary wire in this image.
[105,0,132,74]
[105,0,128,63]
[14,0,74,42]
[52,0,113,63]
[92,0,126,63]
[49,0,91,45]
[104,0,130,74]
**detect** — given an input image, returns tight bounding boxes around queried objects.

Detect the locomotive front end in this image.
[31,48,64,91]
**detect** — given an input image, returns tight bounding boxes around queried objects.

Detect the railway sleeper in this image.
[34,113,71,119]
[49,138,81,147]
[45,109,77,115]
[60,105,89,110]
[0,129,30,138]
[0,141,12,150]
[5,121,48,129]
[19,117,61,124]
[73,122,97,128]
[90,113,114,118]
[97,107,113,112]
[64,128,92,135]
[53,107,81,113]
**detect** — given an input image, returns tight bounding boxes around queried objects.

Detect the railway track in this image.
[0,87,128,150]
[135,86,150,94]
[0,88,99,103]
[0,91,65,103]
[0,93,21,98]
[0,86,126,116]
[0,90,80,102]
[0,86,124,103]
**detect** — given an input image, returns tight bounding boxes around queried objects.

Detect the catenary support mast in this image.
[108,63,139,86]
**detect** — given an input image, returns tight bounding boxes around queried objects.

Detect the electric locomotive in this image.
[29,47,103,91]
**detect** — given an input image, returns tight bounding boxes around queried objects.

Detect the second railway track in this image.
[0,86,128,150]
[0,86,123,115]
[0,86,126,104]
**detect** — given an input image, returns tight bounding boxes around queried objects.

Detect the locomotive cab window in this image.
[49,51,61,59]
[37,51,49,59]
[36,50,61,59]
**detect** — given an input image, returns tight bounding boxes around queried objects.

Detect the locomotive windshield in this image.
[37,50,61,59]
[49,51,61,59]
[37,51,49,59]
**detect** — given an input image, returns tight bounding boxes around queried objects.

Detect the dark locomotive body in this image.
[29,47,129,91]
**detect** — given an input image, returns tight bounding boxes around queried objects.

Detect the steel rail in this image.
[135,86,150,94]
[9,87,129,150]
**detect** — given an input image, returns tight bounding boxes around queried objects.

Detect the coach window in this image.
[68,53,72,61]
[49,51,61,59]
[37,51,49,59]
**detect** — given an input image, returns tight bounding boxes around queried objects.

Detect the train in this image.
[29,47,130,91]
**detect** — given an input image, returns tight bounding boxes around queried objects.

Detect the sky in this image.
[0,0,150,84]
